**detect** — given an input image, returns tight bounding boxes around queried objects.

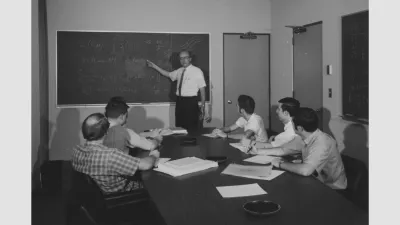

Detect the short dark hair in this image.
[278,97,300,117]
[292,107,319,132]
[237,95,255,114]
[105,96,129,119]
[82,113,110,141]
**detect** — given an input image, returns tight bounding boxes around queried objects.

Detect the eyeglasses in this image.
[179,56,190,60]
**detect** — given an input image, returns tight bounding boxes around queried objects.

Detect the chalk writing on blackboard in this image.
[180,36,202,50]
[57,31,210,105]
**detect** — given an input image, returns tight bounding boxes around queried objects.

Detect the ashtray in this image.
[243,200,281,216]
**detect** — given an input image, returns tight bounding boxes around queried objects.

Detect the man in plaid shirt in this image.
[72,113,160,193]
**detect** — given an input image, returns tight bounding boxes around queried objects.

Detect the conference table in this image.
[140,128,368,225]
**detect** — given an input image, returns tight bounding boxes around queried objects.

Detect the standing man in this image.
[146,50,210,131]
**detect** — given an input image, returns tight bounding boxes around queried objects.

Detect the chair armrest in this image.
[103,188,150,209]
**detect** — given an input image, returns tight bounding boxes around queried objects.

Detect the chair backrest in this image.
[70,170,107,219]
[341,154,368,211]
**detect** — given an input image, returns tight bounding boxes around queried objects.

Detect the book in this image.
[154,157,218,177]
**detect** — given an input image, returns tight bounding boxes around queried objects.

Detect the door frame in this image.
[292,21,323,112]
[222,33,271,128]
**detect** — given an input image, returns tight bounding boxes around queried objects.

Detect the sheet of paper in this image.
[229,143,249,153]
[222,164,271,178]
[266,170,285,180]
[216,183,267,198]
[223,169,285,181]
[243,155,281,164]
[155,158,171,168]
[202,133,218,138]
[166,157,204,167]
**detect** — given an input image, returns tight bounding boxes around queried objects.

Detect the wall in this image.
[32,0,40,187]
[270,0,369,165]
[46,0,272,160]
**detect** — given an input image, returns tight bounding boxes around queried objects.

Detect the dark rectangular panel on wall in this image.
[342,11,368,121]
[57,31,210,106]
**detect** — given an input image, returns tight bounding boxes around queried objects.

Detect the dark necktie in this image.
[178,68,186,96]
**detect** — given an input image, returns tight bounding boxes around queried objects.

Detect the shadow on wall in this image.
[270,104,282,133]
[126,106,165,132]
[342,123,369,167]
[319,107,334,138]
[49,108,81,160]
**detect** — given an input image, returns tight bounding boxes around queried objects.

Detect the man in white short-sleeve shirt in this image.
[146,51,210,131]
[213,95,268,143]
[271,108,347,190]
[253,97,305,156]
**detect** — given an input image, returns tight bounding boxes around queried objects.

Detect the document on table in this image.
[202,133,219,138]
[243,155,281,164]
[221,163,285,181]
[167,157,204,167]
[170,127,188,135]
[154,157,218,177]
[156,158,171,167]
[229,143,250,153]
[216,183,267,198]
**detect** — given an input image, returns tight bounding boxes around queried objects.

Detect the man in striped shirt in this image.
[103,97,163,155]
[72,113,160,193]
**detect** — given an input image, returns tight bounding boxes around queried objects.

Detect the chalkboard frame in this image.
[341,11,369,123]
[55,30,212,108]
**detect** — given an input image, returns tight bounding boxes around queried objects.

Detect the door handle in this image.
[227,100,232,104]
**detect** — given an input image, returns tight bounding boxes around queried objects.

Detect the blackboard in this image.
[342,11,368,121]
[57,31,210,106]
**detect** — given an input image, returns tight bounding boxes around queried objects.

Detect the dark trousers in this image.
[175,96,200,132]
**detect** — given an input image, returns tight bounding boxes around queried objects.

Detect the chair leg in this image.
[79,206,100,225]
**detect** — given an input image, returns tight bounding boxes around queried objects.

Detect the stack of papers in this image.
[216,183,267,198]
[154,157,218,177]
[171,127,188,135]
[221,163,285,181]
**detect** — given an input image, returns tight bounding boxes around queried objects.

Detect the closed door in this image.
[223,34,270,130]
[293,23,323,129]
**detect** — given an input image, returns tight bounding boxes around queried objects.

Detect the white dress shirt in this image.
[271,120,298,147]
[235,113,268,142]
[168,64,206,97]
[302,129,347,189]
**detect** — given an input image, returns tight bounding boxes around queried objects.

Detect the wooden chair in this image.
[339,154,369,212]
[66,169,151,225]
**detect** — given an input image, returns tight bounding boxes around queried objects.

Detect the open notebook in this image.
[154,157,218,177]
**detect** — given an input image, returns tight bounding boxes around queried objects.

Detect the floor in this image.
[32,160,167,225]
[32,189,167,225]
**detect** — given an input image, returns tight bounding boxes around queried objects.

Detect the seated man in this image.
[271,108,347,190]
[252,97,305,155]
[213,95,268,143]
[72,113,160,193]
[103,97,163,155]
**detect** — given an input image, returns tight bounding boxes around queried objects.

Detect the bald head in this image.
[82,113,110,141]
[179,50,192,68]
